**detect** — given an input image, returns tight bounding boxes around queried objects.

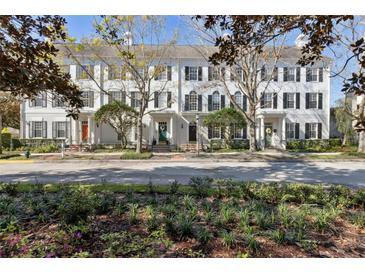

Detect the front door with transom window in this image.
[81,121,88,143]
[264,123,273,147]
[158,122,167,142]
[189,122,197,142]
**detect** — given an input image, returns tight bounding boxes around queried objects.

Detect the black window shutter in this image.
[90,91,95,108]
[167,66,172,81]
[185,67,189,81]
[221,67,226,79]
[273,93,278,109]
[131,92,135,108]
[42,121,47,138]
[305,123,310,139]
[198,95,202,111]
[221,95,225,109]
[283,93,288,109]
[318,93,323,109]
[296,67,301,82]
[52,122,56,138]
[306,68,311,82]
[154,92,159,108]
[243,95,247,111]
[273,67,278,81]
[283,67,288,82]
[296,93,300,109]
[208,67,212,81]
[242,127,247,139]
[208,126,212,139]
[208,95,212,111]
[317,123,322,139]
[29,122,33,138]
[319,68,323,82]
[122,91,126,103]
[66,121,70,139]
[305,93,309,109]
[29,99,33,108]
[42,94,47,108]
[198,67,203,81]
[184,94,189,111]
[52,96,56,107]
[167,92,172,108]
[260,94,264,108]
[295,123,300,139]
[220,127,225,139]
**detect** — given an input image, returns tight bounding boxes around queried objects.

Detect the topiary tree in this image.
[94,101,138,149]
[203,108,246,148]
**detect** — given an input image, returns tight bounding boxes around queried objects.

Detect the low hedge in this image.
[286,138,342,152]
[0,153,21,160]
[209,139,250,151]
[120,151,153,160]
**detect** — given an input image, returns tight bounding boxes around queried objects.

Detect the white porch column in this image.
[281,117,286,150]
[72,119,79,145]
[87,116,92,144]
[260,117,265,149]
[78,120,82,144]
[149,117,154,145]
[169,116,174,145]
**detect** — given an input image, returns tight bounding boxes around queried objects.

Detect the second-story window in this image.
[306,67,324,82]
[185,66,202,81]
[230,67,243,81]
[109,90,126,103]
[52,95,64,108]
[131,92,141,108]
[212,91,220,111]
[262,93,272,108]
[283,67,296,82]
[76,64,94,80]
[189,91,198,111]
[29,93,47,108]
[154,65,172,81]
[108,65,127,80]
[81,91,94,108]
[208,67,225,81]
[234,91,242,108]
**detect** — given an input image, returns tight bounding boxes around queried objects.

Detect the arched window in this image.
[212,91,220,110]
[234,91,242,108]
[189,91,198,111]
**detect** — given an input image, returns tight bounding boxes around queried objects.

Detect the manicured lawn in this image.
[0,179,364,258]
[120,151,153,160]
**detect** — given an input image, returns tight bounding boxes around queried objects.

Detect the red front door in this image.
[82,122,88,142]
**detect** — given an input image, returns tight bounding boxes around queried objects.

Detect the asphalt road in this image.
[0,160,365,187]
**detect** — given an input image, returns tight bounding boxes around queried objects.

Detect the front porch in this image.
[257,111,287,150]
[70,113,96,146]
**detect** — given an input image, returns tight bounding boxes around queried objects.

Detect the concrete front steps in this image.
[151,144,171,153]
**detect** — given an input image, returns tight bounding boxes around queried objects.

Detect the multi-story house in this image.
[19,45,331,150]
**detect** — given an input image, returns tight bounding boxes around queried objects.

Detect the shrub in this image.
[0,183,19,196]
[127,203,139,224]
[195,226,212,245]
[30,143,59,153]
[169,180,180,195]
[0,154,21,160]
[120,152,152,160]
[1,133,12,148]
[189,176,213,197]
[176,214,194,239]
[269,230,286,245]
[220,206,236,225]
[349,212,365,228]
[57,188,95,224]
[94,192,116,214]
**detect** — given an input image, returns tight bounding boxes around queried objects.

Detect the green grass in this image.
[120,151,153,160]
[305,151,365,160]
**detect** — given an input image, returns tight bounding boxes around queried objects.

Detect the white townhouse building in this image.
[19,45,331,150]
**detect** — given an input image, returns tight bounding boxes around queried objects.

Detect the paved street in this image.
[1,160,365,187]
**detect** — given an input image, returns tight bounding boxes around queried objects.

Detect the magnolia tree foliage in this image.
[203,108,246,144]
[95,101,138,149]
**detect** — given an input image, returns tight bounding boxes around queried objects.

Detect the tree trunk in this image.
[248,121,256,152]
[358,130,365,153]
[135,115,143,153]
[342,133,347,146]
[121,133,127,149]
[0,113,2,155]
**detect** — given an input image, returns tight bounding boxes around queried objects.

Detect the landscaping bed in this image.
[0,179,364,258]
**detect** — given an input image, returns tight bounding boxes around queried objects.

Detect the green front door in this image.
[264,124,273,147]
[158,122,167,142]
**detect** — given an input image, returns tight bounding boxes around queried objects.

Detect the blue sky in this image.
[63,15,349,106]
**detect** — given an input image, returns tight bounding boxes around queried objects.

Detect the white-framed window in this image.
[309,123,317,139]
[263,93,273,108]
[34,122,43,138]
[81,91,94,108]
[30,93,47,108]
[212,126,221,139]
[230,67,243,81]
[286,123,295,139]
[309,93,317,108]
[187,66,198,81]
[158,92,167,108]
[234,91,242,108]
[155,65,172,81]
[212,91,220,111]
[52,95,64,108]
[110,90,125,103]
[185,66,202,81]
[131,92,141,108]
[233,124,242,139]
[189,91,198,111]
[53,122,66,138]
[208,67,225,81]
[108,65,127,80]
[287,68,295,81]
[287,93,295,108]
[306,67,324,82]
[76,64,94,80]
